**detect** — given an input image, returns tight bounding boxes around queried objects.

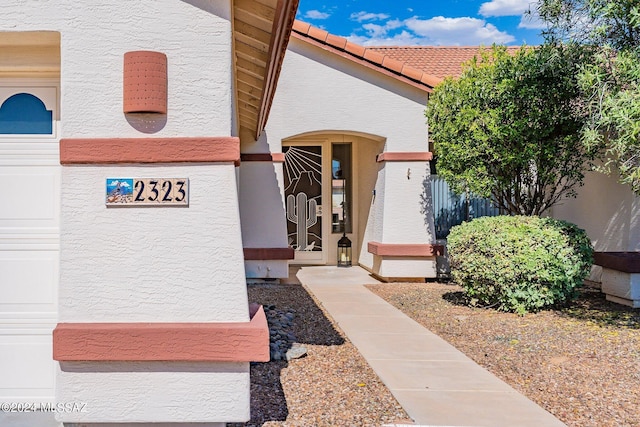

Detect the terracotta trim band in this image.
[376,152,433,162]
[244,247,295,260]
[368,242,444,257]
[53,304,269,362]
[240,153,286,163]
[60,137,240,164]
[593,252,640,273]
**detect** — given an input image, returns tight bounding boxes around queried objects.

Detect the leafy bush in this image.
[426,44,594,216]
[447,215,593,314]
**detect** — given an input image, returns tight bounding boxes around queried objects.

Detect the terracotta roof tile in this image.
[401,64,423,82]
[421,74,441,87]
[381,56,404,74]
[344,41,366,57]
[291,20,439,91]
[362,49,385,64]
[292,20,310,34]
[367,46,521,79]
[290,20,523,91]
[307,26,328,43]
[325,34,347,50]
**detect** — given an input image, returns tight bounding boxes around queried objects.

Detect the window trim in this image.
[0,79,59,140]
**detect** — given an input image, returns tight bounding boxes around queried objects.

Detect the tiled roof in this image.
[291,20,442,92]
[291,20,523,90]
[367,46,521,79]
[369,46,520,79]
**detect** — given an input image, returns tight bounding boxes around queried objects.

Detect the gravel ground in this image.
[229,283,409,427]
[368,281,640,427]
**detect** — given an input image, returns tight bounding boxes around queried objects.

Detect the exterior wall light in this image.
[123,51,167,114]
[337,233,352,267]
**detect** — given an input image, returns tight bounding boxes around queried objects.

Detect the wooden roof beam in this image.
[254,0,299,139]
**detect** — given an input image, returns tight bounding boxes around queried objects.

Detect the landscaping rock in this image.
[263,304,303,361]
[285,343,308,361]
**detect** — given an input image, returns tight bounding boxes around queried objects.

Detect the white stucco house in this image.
[1,1,638,425]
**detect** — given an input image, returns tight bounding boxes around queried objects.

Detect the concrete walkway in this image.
[296,266,566,427]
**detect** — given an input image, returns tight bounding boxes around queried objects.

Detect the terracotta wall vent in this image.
[123,51,167,114]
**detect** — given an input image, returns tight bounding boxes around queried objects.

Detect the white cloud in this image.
[479,0,545,35]
[304,10,330,20]
[479,0,537,17]
[519,16,545,29]
[347,31,424,47]
[361,23,387,38]
[404,16,516,45]
[518,9,546,29]
[350,11,390,22]
[359,19,403,38]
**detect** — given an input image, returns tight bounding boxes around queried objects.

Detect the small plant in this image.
[447,215,593,314]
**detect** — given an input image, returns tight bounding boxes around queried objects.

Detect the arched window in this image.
[0,93,53,134]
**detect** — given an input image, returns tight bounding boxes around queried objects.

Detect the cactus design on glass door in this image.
[284,146,322,252]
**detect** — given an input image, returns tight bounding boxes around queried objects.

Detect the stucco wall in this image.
[57,361,248,424]
[21,0,248,317]
[552,169,640,252]
[60,165,248,323]
[238,160,289,278]
[2,0,233,138]
[380,161,433,243]
[550,168,640,284]
[356,139,384,262]
[264,37,430,153]
[2,1,251,424]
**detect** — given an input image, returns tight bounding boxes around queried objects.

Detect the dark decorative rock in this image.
[263,305,305,362]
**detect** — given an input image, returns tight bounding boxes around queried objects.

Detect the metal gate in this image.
[431,175,502,239]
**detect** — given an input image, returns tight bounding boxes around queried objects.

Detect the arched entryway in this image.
[282,131,384,266]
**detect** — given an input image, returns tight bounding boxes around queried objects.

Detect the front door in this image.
[283,145,324,262]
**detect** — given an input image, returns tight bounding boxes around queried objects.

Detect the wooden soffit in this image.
[232,0,299,142]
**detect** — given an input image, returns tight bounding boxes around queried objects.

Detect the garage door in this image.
[0,83,59,402]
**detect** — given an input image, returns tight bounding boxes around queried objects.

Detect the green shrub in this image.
[447,215,593,314]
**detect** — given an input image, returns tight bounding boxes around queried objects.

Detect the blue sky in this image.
[296,0,545,46]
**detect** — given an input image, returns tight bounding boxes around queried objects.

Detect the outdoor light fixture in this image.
[123,50,168,114]
[337,233,352,267]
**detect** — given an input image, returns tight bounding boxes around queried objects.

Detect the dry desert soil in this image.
[232,281,640,427]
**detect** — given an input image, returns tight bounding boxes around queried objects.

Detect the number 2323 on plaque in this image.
[106,178,189,206]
